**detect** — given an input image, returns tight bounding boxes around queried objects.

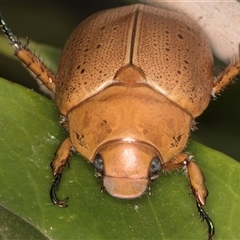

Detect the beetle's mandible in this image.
[1,4,240,240]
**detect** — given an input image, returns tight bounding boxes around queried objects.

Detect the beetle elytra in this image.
[1,4,240,240]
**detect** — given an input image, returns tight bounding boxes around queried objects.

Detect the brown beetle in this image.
[0,4,239,240]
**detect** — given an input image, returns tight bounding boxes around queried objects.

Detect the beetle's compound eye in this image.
[149,157,161,179]
[93,154,104,177]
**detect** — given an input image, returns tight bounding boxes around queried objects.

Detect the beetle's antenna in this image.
[147,185,152,196]
[100,184,105,194]
[0,13,56,92]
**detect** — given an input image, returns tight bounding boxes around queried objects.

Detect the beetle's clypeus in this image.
[1,4,240,240]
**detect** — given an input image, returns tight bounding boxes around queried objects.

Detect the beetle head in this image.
[93,140,161,199]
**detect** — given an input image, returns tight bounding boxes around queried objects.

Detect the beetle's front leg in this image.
[187,159,215,240]
[50,137,72,207]
[162,153,214,240]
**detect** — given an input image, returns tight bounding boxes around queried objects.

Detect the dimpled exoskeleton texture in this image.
[55,4,213,117]
[133,6,214,117]
[55,5,137,114]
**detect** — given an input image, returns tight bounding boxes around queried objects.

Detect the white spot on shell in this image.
[122,137,135,143]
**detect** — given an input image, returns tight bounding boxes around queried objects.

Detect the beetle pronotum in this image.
[1,4,240,239]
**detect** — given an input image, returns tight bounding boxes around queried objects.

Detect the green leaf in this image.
[0,76,240,239]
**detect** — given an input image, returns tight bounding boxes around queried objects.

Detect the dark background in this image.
[0,0,240,160]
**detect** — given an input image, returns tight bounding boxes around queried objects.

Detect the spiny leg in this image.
[0,13,56,92]
[197,203,214,240]
[50,172,69,207]
[187,158,214,240]
[50,137,72,207]
[162,153,214,240]
[212,51,240,96]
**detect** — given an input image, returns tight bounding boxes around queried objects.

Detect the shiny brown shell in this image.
[55,4,213,117]
[54,4,214,199]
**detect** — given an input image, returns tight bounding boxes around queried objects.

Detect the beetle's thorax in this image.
[67,84,192,163]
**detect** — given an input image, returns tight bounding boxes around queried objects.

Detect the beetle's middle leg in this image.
[50,137,72,207]
[162,153,214,240]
